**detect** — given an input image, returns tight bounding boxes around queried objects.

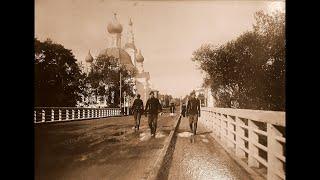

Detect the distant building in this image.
[194,87,215,107]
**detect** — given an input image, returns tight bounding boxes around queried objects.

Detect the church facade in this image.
[82,14,153,108]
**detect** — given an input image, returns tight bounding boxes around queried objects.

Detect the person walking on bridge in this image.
[145,91,162,137]
[170,102,175,116]
[131,94,144,131]
[186,91,201,135]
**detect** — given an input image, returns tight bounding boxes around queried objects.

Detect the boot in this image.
[194,123,197,135]
[189,123,193,133]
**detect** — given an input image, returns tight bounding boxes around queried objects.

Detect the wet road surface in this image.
[167,116,252,180]
[35,113,177,180]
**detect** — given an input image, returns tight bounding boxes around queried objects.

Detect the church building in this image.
[83,13,153,108]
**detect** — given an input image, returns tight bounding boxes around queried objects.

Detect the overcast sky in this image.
[35,0,285,98]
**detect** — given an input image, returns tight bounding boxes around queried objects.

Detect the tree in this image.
[85,54,136,107]
[34,38,86,107]
[192,11,285,111]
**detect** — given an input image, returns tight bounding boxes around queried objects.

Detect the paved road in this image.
[35,113,177,180]
[167,116,252,180]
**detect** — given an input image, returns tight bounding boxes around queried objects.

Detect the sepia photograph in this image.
[34,0,285,179]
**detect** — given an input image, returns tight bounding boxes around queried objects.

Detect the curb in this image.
[146,115,181,180]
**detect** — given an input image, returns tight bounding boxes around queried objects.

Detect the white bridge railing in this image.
[34,107,121,123]
[200,107,285,180]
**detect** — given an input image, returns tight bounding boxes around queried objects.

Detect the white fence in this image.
[34,107,121,123]
[200,107,285,180]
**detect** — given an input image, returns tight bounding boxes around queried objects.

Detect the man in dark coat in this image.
[186,91,201,135]
[170,102,175,116]
[145,91,162,137]
[131,94,144,131]
[181,102,187,117]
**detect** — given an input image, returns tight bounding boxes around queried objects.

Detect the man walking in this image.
[131,94,144,131]
[170,102,175,116]
[186,91,201,135]
[145,91,162,137]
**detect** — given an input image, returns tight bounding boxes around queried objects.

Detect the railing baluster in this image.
[42,109,45,122]
[78,109,80,120]
[72,109,75,120]
[34,110,36,123]
[59,109,62,121]
[51,109,54,122]
[66,110,69,120]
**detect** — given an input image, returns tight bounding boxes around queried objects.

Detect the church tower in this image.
[85,50,94,73]
[124,18,137,67]
[135,49,144,73]
[107,13,123,48]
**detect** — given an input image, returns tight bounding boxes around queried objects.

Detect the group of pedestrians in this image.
[131,90,200,137]
[131,91,162,137]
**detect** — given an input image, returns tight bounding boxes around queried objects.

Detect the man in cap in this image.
[186,91,201,135]
[144,91,162,137]
[131,94,144,131]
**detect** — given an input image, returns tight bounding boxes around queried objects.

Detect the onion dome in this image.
[98,47,135,71]
[135,49,144,63]
[107,13,123,34]
[124,43,136,50]
[85,50,93,63]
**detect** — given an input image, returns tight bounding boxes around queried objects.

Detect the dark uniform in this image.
[132,98,144,130]
[145,97,162,136]
[181,104,187,117]
[170,103,175,113]
[186,97,201,135]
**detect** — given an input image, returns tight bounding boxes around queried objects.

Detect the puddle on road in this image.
[139,132,151,141]
[178,132,193,138]
[155,131,166,139]
[201,139,209,143]
[139,131,167,141]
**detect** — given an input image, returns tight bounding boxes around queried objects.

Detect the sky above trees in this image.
[35,0,285,98]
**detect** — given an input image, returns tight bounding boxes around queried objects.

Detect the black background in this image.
[1,0,318,179]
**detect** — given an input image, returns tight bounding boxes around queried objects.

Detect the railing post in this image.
[248,119,259,168]
[59,109,62,121]
[83,109,85,119]
[227,115,235,149]
[42,109,45,122]
[218,113,223,140]
[51,109,54,121]
[211,111,215,132]
[235,116,246,158]
[78,109,80,120]
[267,123,284,180]
[72,109,75,120]
[66,110,69,120]
[212,112,217,135]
